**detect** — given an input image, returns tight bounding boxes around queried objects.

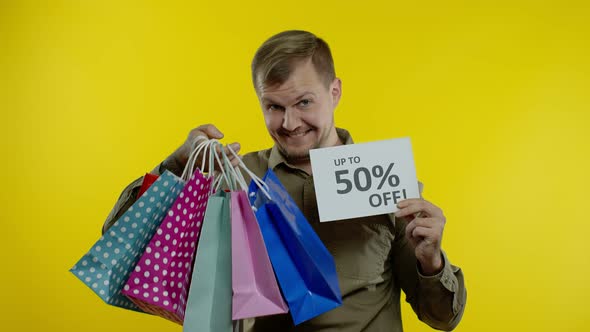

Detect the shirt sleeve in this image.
[101,160,181,234]
[101,176,144,234]
[391,216,467,331]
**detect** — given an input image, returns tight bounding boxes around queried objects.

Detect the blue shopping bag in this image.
[70,170,184,311]
[248,169,342,325]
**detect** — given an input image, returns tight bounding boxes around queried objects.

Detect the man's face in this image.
[258,59,342,163]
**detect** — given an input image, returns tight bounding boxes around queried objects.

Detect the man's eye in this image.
[268,104,284,111]
[298,99,311,107]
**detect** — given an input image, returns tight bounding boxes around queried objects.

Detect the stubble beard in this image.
[277,142,315,164]
[276,128,332,165]
[275,118,337,165]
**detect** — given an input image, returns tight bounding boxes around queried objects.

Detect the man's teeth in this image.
[289,130,309,137]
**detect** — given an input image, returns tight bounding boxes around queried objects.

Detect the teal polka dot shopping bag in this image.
[70,170,184,311]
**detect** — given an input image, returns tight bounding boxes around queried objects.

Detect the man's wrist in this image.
[159,156,184,176]
[419,252,444,276]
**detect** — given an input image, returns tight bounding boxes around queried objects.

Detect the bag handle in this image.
[208,140,234,192]
[182,138,271,201]
[183,138,231,194]
[218,148,249,191]
[227,145,271,200]
[180,136,210,181]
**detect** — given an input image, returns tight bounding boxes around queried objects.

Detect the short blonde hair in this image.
[251,30,335,93]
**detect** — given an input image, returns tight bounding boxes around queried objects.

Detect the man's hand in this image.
[395,198,446,275]
[161,124,242,175]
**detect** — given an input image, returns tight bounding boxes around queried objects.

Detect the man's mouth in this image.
[282,129,313,137]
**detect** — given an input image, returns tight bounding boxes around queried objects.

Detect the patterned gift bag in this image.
[122,167,213,323]
[183,143,240,332]
[70,170,184,311]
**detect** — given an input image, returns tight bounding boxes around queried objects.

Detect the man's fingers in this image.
[184,126,241,171]
[412,226,436,240]
[396,198,422,207]
[227,144,241,168]
[196,124,224,139]
[225,142,241,155]
[405,217,441,240]
[405,220,422,248]
[395,200,442,218]
[395,203,429,218]
[230,158,241,168]
[228,154,242,167]
[205,142,242,169]
[212,142,241,157]
[405,218,417,239]
[405,217,433,235]
[411,217,441,229]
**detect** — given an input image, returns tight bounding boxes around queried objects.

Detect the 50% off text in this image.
[334,156,407,208]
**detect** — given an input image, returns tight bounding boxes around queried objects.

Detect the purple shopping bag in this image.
[231,190,288,319]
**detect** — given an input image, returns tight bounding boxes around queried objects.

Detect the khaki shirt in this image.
[103,128,466,332]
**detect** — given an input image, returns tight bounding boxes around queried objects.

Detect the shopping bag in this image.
[182,190,232,332]
[122,167,213,323]
[231,190,288,319]
[248,169,343,325]
[138,173,159,198]
[70,170,184,311]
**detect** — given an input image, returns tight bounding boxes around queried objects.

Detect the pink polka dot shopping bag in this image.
[122,165,213,323]
[120,138,222,324]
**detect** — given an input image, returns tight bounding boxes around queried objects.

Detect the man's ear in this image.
[330,78,342,108]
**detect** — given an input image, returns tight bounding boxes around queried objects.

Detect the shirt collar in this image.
[268,127,354,171]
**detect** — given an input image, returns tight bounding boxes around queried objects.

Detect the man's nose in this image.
[282,108,302,131]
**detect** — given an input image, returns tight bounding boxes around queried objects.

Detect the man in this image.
[103,30,466,331]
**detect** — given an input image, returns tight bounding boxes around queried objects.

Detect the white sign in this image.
[309,137,420,222]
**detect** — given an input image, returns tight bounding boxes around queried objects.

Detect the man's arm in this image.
[101,124,243,234]
[101,176,144,234]
[391,216,467,330]
[101,154,187,234]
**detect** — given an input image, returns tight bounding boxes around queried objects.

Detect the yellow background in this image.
[1,0,589,331]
